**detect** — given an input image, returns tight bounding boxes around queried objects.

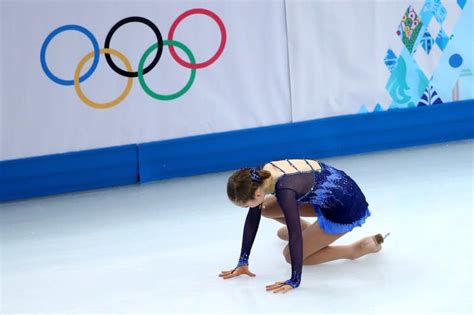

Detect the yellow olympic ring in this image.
[74,48,133,109]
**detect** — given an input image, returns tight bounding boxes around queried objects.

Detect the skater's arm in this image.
[275,187,303,288]
[235,205,262,268]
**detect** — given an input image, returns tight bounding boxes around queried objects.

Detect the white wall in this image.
[1,0,291,160]
[1,0,472,161]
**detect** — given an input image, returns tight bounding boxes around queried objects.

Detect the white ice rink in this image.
[1,140,473,314]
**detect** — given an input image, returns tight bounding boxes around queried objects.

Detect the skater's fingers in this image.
[265,282,285,289]
[245,270,256,277]
[219,268,239,277]
[219,270,233,276]
[273,285,292,294]
[223,273,238,279]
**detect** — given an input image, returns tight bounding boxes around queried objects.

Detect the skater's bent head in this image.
[227,167,271,208]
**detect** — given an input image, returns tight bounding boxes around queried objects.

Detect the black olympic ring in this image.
[104,16,164,78]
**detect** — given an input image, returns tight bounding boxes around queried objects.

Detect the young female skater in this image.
[219,158,389,293]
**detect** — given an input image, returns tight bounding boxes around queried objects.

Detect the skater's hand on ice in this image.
[219,265,256,279]
[265,281,294,294]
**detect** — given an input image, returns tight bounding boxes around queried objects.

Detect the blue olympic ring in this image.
[40,25,100,86]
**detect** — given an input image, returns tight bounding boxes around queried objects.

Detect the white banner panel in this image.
[0,0,291,160]
[286,0,473,121]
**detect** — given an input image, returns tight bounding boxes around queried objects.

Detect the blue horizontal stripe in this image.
[1,100,473,202]
[0,145,138,202]
[138,100,474,182]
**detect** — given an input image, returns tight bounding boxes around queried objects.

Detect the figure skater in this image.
[219,158,389,293]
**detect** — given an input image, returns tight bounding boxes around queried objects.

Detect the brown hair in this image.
[227,168,271,204]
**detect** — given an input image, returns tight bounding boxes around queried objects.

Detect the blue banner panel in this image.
[0,145,138,202]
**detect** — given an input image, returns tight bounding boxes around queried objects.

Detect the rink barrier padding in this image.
[138,100,474,182]
[1,100,473,202]
[0,145,138,202]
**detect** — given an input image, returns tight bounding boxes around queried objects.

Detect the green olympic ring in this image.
[138,40,196,101]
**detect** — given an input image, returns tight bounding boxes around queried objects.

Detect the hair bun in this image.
[250,168,262,183]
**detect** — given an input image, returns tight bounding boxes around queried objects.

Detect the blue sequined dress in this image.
[234,159,371,289]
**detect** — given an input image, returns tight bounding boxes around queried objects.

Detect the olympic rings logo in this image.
[40,8,226,109]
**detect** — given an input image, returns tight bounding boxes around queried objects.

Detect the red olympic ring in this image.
[168,8,227,69]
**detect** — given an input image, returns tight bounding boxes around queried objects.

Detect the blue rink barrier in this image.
[138,100,474,182]
[0,145,138,202]
[1,100,473,202]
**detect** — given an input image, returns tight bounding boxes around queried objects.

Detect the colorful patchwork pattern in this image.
[420,31,434,54]
[384,49,398,72]
[417,84,443,106]
[434,2,447,24]
[419,0,447,24]
[358,0,471,115]
[397,6,423,53]
[385,48,429,108]
[435,28,449,50]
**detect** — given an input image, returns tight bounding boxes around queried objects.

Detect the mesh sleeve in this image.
[275,186,305,288]
[234,205,262,268]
